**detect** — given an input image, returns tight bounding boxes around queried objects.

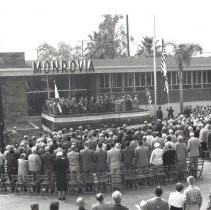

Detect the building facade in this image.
[1,52,211,125]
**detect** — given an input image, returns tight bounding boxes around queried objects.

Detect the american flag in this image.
[145,87,152,108]
[161,39,169,94]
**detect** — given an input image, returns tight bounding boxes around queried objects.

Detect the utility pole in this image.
[33,49,39,60]
[77,40,87,58]
[126,14,130,57]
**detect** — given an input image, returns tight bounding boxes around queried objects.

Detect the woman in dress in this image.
[53,151,68,200]
[18,153,29,181]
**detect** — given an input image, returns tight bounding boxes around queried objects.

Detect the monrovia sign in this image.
[33,60,94,74]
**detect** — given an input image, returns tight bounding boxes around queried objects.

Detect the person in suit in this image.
[53,151,68,200]
[135,140,150,169]
[94,142,107,173]
[187,132,201,176]
[141,186,169,210]
[80,142,95,173]
[40,146,54,175]
[107,142,121,173]
[108,191,129,210]
[121,141,135,170]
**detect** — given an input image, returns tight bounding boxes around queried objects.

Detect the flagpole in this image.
[153,16,158,118]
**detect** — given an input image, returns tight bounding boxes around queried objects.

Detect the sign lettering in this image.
[33,60,95,74]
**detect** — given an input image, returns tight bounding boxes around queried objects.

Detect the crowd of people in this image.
[1,105,211,209]
[43,94,140,116]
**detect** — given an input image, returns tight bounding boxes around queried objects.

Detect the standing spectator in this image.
[150,143,164,167]
[157,106,163,121]
[162,145,176,168]
[50,201,60,210]
[0,148,5,174]
[107,142,121,173]
[141,186,169,210]
[67,145,80,185]
[80,142,95,173]
[18,153,29,181]
[199,124,210,158]
[76,197,87,210]
[175,136,187,164]
[91,193,110,210]
[121,141,135,170]
[53,152,68,200]
[6,146,18,182]
[94,142,107,173]
[28,147,42,179]
[183,176,202,210]
[135,140,150,169]
[109,191,129,210]
[168,183,185,210]
[40,146,55,175]
[187,133,201,176]
[167,106,174,119]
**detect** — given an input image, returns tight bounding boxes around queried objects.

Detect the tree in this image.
[135,36,162,57]
[37,42,82,60]
[86,15,127,58]
[38,42,57,60]
[173,43,202,113]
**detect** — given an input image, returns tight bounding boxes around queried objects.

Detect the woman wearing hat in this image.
[53,151,68,200]
[150,142,164,166]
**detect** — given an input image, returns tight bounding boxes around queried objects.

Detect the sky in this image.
[0,0,211,59]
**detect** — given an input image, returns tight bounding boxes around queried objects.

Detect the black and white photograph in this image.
[0,0,211,209]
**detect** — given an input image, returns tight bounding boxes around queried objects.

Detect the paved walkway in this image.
[1,162,211,210]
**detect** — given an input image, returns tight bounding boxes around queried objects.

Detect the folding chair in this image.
[24,175,37,194]
[0,174,11,193]
[110,172,123,191]
[68,171,81,195]
[122,169,136,190]
[37,174,51,195]
[81,172,95,193]
[194,160,204,179]
[135,168,147,189]
[96,172,110,192]
[11,175,24,193]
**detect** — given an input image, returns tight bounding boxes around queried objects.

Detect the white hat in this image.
[56,151,63,157]
[154,142,160,148]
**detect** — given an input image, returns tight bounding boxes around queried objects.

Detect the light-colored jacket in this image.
[28,153,42,172]
[107,148,121,171]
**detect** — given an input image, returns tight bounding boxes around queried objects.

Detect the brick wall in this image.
[1,77,28,124]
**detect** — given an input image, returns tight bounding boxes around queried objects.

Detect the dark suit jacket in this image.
[80,148,95,172]
[143,197,169,210]
[108,203,129,210]
[94,149,107,172]
[121,147,134,169]
[135,146,150,168]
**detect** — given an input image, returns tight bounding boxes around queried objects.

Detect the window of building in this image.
[125,73,134,87]
[111,73,122,88]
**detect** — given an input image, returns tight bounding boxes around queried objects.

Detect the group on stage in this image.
[43,94,141,116]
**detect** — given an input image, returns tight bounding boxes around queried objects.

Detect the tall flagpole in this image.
[153,16,158,117]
